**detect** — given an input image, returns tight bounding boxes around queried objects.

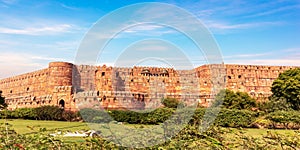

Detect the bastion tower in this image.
[48,62,74,110]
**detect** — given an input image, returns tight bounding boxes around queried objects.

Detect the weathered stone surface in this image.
[0,62,298,111]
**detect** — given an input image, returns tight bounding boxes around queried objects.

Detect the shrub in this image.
[16,108,37,119]
[216,109,257,127]
[189,108,257,128]
[109,108,174,124]
[62,110,80,121]
[35,106,64,121]
[108,108,256,127]
[79,108,112,123]
[258,97,293,113]
[189,108,206,126]
[266,111,300,129]
[0,108,37,119]
[213,89,257,110]
[145,108,174,124]
[161,97,183,108]
[0,109,11,119]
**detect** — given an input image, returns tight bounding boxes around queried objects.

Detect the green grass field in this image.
[0,119,89,134]
[0,119,297,141]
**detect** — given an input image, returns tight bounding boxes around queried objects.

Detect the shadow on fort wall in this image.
[72,65,83,93]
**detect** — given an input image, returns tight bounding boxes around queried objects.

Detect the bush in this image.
[161,97,183,108]
[190,108,257,128]
[35,106,64,121]
[0,110,11,119]
[266,111,300,129]
[78,108,175,124]
[144,108,174,124]
[109,110,143,124]
[79,108,112,123]
[1,106,257,128]
[109,108,256,128]
[0,108,37,119]
[1,106,80,121]
[62,110,80,121]
[213,89,257,110]
[189,108,206,126]
[258,97,293,113]
[216,109,257,127]
[109,108,174,124]
[13,108,37,119]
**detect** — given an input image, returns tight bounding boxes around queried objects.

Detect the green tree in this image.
[213,89,256,110]
[259,97,292,113]
[161,97,183,108]
[271,68,300,110]
[0,91,7,110]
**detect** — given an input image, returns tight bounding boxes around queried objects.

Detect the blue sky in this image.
[0,0,299,78]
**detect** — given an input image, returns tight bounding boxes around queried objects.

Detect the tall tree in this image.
[271,68,300,110]
[0,91,7,109]
[213,89,256,110]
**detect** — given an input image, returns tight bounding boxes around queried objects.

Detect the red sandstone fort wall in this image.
[0,68,50,109]
[0,61,298,110]
[0,62,74,110]
[224,64,296,101]
[194,64,297,103]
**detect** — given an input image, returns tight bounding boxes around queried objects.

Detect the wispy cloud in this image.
[60,3,79,11]
[205,20,283,30]
[280,47,300,53]
[1,0,17,5]
[0,52,69,78]
[0,24,77,35]
[224,47,300,66]
[123,24,163,33]
[226,59,300,66]
[31,56,66,61]
[244,5,300,18]
[223,52,271,59]
[126,4,285,35]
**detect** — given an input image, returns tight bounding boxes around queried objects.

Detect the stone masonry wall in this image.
[0,61,298,110]
[0,62,74,110]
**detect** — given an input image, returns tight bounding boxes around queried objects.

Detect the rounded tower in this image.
[48,62,73,87]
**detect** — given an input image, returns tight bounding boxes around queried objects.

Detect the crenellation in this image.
[0,62,299,110]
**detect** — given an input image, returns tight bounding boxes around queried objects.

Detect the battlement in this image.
[0,61,299,110]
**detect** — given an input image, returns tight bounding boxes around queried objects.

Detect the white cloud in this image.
[60,3,79,11]
[0,24,75,35]
[123,24,163,33]
[204,20,283,30]
[244,5,300,18]
[226,59,300,66]
[223,53,271,59]
[30,56,66,61]
[224,47,300,66]
[127,5,285,35]
[0,52,69,78]
[1,0,17,5]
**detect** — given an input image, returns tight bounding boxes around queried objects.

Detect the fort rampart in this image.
[0,62,297,111]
